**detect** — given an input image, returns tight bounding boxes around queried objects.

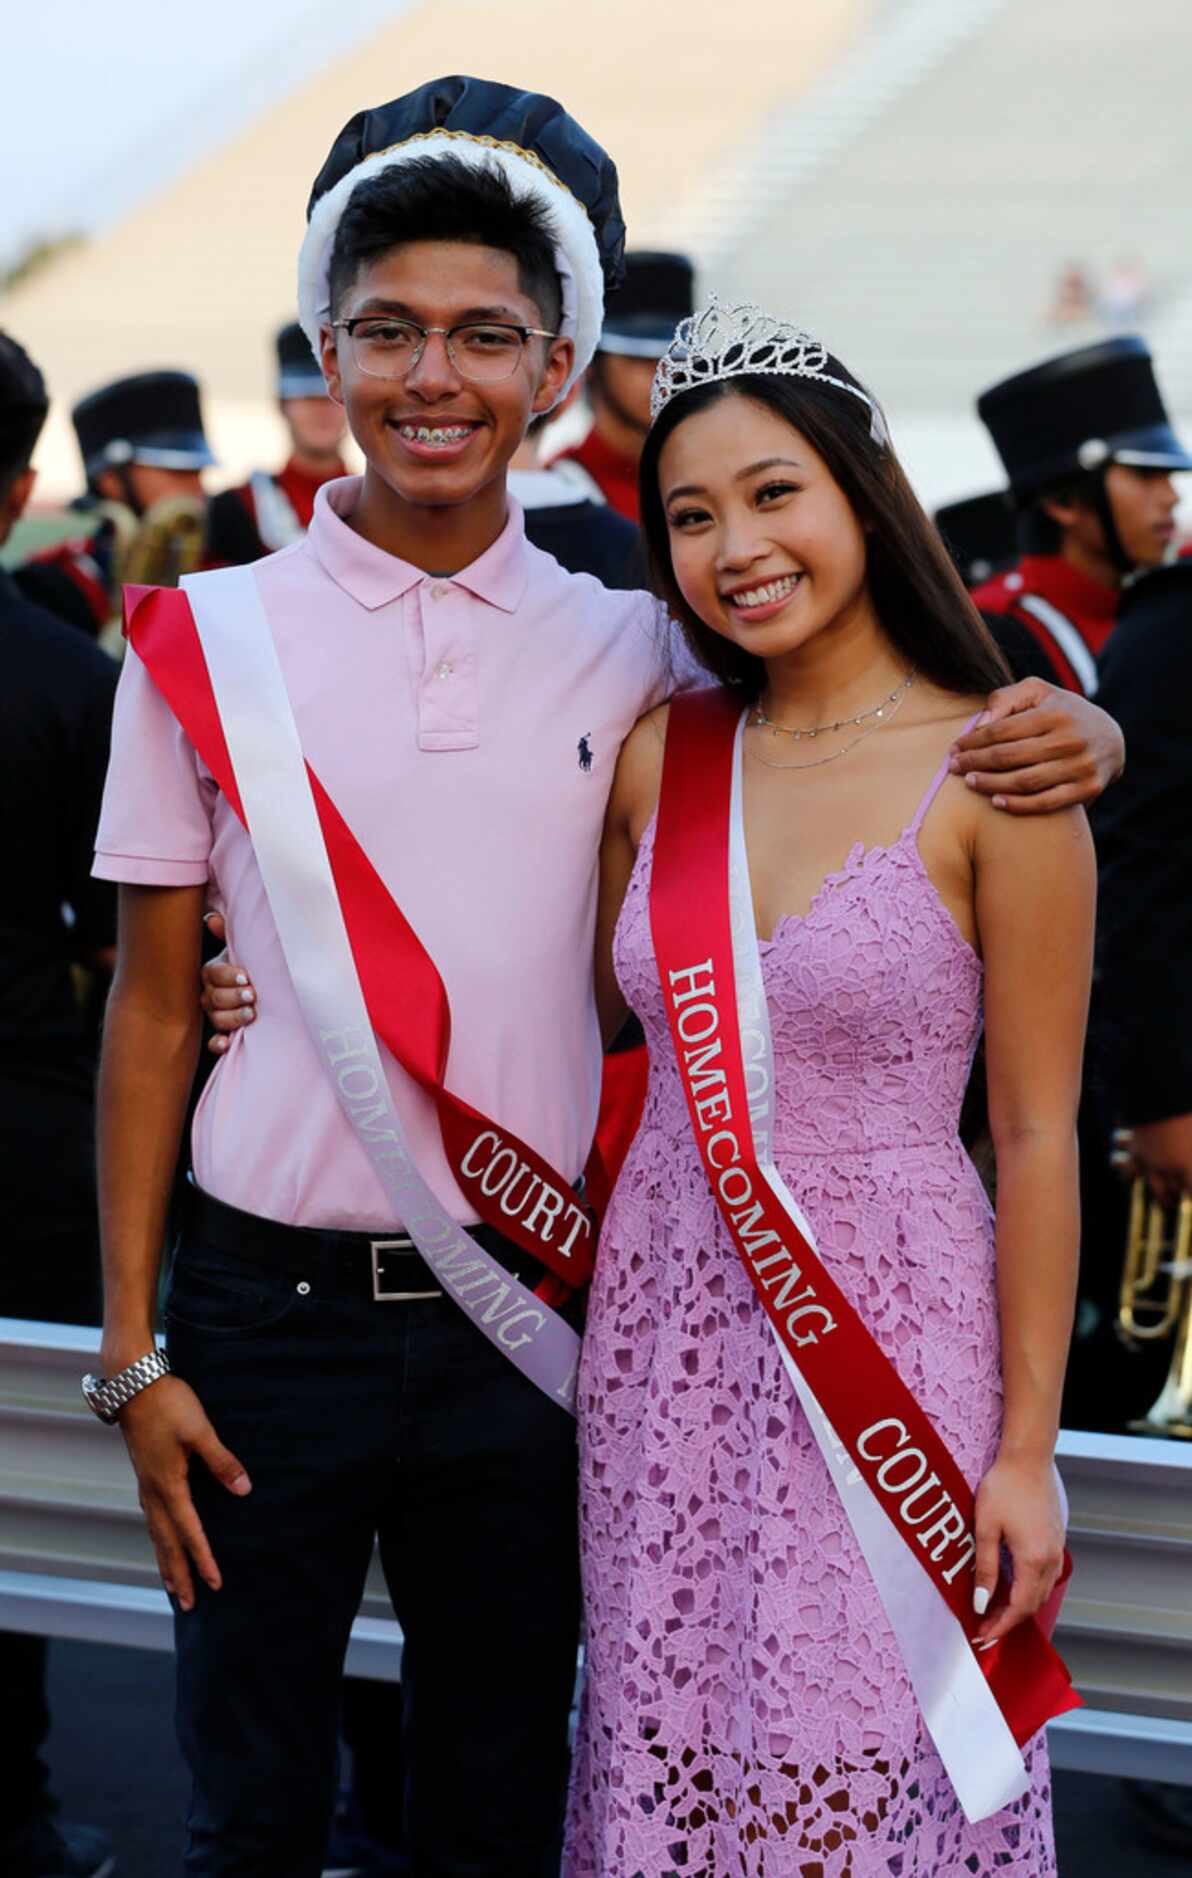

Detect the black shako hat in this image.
[72,371,215,480]
[977,336,1192,501]
[298,76,626,399]
[600,251,695,359]
[934,490,1018,588]
[276,321,327,400]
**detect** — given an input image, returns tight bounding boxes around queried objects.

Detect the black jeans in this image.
[164,1224,580,1878]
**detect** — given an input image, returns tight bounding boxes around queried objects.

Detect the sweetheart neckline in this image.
[633,812,982,968]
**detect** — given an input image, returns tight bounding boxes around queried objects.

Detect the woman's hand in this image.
[200,911,257,1055]
[972,1452,1066,1646]
[950,678,1124,812]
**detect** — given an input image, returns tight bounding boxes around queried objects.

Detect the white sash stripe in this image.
[726,715,1029,1822]
[1017,595,1099,697]
[182,566,581,1409]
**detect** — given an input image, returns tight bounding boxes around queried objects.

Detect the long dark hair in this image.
[639,368,1011,700]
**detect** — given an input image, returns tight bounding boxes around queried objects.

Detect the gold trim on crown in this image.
[369,128,586,218]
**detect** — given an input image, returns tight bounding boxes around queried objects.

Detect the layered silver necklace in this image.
[747,671,915,771]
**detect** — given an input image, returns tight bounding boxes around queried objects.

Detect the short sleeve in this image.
[92,637,213,885]
[630,595,707,715]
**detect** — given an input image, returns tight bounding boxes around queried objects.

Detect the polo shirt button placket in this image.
[416,577,477,750]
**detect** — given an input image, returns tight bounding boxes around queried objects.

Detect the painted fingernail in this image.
[240,988,255,1004]
[973,1586,991,1615]
[235,972,248,987]
[965,772,978,789]
[992,795,1007,810]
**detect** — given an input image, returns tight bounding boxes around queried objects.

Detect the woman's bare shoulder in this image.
[907,683,987,736]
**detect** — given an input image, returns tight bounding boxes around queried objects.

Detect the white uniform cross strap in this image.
[1017,594,1099,697]
[248,471,305,553]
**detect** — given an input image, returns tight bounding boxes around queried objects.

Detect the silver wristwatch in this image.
[81,1349,171,1424]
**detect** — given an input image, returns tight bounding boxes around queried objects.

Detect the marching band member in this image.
[972,336,1192,693]
[16,371,215,644]
[205,323,348,564]
[508,389,641,588]
[101,72,1120,1876]
[1090,560,1192,1854]
[550,249,694,521]
[973,341,1192,1433]
[1095,559,1192,1209]
[0,334,118,1878]
[567,302,1090,1874]
[1087,560,1192,1423]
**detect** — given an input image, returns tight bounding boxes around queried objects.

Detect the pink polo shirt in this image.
[94,476,675,1230]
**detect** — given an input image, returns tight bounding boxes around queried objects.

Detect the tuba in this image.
[90,494,208,656]
[115,492,207,591]
[1117,1176,1192,1437]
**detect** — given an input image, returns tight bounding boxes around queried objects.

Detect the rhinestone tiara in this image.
[650,295,890,446]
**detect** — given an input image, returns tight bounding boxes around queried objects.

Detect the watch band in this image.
[81,1348,171,1424]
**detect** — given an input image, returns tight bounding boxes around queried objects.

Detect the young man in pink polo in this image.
[88,77,1123,1878]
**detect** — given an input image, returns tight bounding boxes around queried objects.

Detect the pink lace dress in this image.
[564,750,1057,1877]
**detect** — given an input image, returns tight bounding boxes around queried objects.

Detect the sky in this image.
[1,0,409,270]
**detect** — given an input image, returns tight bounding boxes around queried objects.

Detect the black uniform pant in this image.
[165,1219,580,1878]
[0,1067,103,1835]
[0,1231,101,1832]
[0,1225,102,1833]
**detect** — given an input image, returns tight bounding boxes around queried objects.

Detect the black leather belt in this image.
[180,1182,559,1306]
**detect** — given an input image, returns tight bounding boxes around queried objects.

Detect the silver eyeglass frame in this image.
[331,317,560,382]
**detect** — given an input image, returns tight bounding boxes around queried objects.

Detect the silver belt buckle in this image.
[370,1238,443,1303]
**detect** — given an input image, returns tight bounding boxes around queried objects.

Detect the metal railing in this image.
[2,1316,1189,1779]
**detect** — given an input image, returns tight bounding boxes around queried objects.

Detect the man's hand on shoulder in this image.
[949,677,1124,814]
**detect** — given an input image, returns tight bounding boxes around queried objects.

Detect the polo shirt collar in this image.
[308,475,530,613]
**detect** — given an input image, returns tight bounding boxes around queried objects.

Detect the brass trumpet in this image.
[1117,1176,1192,1438]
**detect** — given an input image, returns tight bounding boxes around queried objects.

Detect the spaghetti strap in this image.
[908,711,984,835]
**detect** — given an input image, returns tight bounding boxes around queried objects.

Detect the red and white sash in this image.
[126,569,602,1407]
[650,688,1078,1822]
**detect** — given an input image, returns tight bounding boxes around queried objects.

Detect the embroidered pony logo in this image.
[578,734,594,774]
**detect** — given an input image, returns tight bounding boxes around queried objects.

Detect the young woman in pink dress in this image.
[564,306,1091,1876]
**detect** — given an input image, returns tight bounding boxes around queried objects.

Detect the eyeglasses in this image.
[332,316,559,384]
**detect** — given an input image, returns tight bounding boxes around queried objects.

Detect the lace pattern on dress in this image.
[564,804,1057,1877]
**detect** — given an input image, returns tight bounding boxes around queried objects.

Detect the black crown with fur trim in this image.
[299,76,626,398]
[307,76,625,288]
